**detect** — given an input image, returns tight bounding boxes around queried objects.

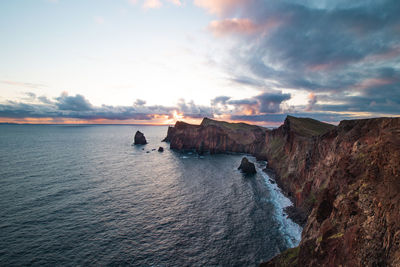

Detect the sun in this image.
[173,110,184,121]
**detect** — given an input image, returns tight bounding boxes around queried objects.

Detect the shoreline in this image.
[262,167,308,227]
[256,162,303,248]
[163,116,400,266]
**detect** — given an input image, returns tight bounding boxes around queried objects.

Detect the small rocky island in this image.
[163,116,400,266]
[134,131,147,145]
[238,157,256,174]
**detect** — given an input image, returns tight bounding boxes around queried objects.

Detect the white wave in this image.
[256,162,303,247]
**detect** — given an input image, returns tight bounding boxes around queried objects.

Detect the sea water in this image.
[0,125,301,266]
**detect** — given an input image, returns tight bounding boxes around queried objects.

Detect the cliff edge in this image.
[164,116,400,266]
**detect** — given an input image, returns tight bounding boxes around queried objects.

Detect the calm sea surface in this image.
[0,125,301,266]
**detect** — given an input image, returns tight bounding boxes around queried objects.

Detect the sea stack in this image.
[238,157,257,174]
[134,131,147,145]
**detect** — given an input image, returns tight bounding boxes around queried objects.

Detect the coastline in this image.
[262,166,308,227]
[257,162,303,247]
[163,116,400,266]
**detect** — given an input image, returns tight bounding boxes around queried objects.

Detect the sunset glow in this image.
[0,0,399,125]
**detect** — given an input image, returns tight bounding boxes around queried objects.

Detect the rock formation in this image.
[164,116,400,266]
[238,157,257,174]
[158,146,164,152]
[134,131,147,145]
[164,118,267,155]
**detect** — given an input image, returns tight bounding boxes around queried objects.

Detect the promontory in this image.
[164,116,400,266]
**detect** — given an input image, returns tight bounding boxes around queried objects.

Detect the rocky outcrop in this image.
[165,116,400,266]
[158,146,164,152]
[238,157,257,174]
[134,131,147,145]
[164,118,267,156]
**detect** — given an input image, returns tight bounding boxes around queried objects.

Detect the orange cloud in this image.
[194,0,246,16]
[209,17,282,37]
[209,18,258,36]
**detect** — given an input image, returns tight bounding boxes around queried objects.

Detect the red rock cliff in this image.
[164,118,268,156]
[164,116,400,266]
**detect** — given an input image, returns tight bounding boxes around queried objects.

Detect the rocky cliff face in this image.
[164,118,267,156]
[164,116,400,266]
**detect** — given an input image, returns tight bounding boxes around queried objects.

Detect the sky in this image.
[0,0,399,125]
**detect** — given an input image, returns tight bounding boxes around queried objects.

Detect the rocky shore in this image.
[164,116,400,266]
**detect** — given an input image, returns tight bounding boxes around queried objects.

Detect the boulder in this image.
[238,157,257,174]
[134,131,147,145]
[158,146,164,152]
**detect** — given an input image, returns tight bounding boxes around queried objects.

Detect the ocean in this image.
[0,125,301,266]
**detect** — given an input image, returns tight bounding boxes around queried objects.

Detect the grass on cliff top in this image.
[200,117,266,131]
[287,115,335,137]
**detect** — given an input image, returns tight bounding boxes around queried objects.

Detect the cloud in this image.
[143,0,163,9]
[55,92,93,111]
[1,80,46,89]
[134,99,147,106]
[176,99,214,118]
[1,91,397,125]
[209,18,258,36]
[256,92,291,113]
[194,0,247,16]
[0,92,215,122]
[207,0,400,117]
[305,93,317,111]
[211,96,231,105]
[212,91,291,115]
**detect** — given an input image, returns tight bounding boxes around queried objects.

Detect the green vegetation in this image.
[287,115,335,137]
[328,232,344,239]
[273,246,300,266]
[316,232,344,244]
[200,117,265,131]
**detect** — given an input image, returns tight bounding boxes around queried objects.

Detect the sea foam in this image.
[256,162,303,247]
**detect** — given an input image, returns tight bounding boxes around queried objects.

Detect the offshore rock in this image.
[238,157,257,174]
[134,131,147,145]
[158,146,164,152]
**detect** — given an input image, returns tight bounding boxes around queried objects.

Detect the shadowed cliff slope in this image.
[164,116,400,266]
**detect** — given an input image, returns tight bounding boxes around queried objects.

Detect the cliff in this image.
[163,118,267,156]
[164,116,400,266]
[262,117,400,266]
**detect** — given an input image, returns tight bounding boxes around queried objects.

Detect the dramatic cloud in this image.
[209,0,400,117]
[211,91,291,116]
[0,92,214,123]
